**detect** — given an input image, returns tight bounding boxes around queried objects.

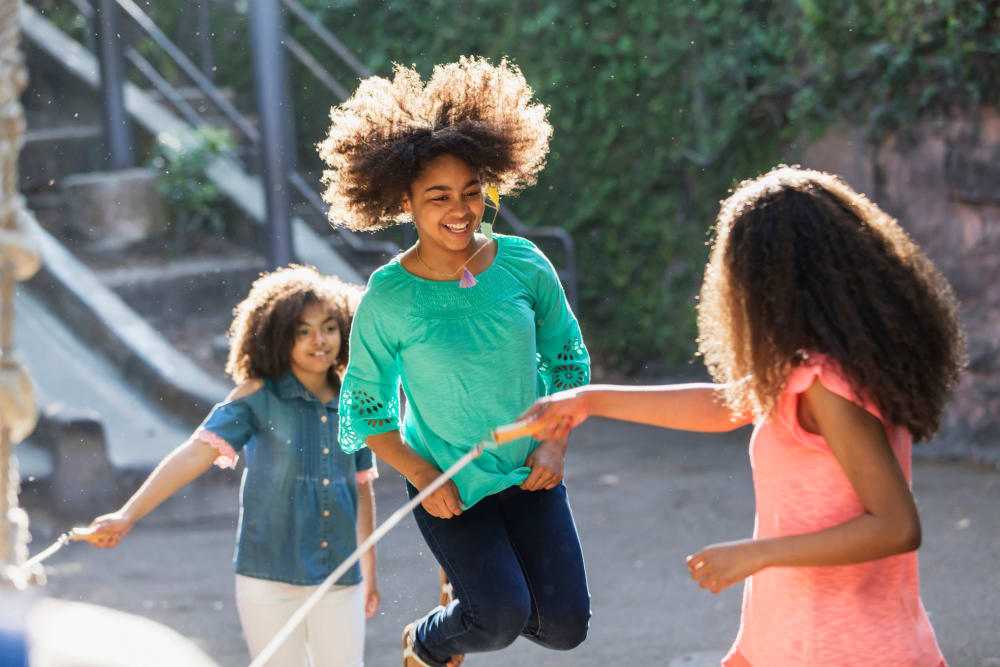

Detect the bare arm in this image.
[365,430,464,519]
[687,378,921,593]
[87,380,261,548]
[522,383,751,440]
[584,383,751,431]
[87,437,218,547]
[356,476,379,618]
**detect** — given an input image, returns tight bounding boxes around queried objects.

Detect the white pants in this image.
[235,574,365,667]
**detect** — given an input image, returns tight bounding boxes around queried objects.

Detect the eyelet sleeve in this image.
[531,247,591,394]
[338,292,401,453]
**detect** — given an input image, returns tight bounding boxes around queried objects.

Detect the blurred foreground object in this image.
[2,593,218,667]
[0,0,41,590]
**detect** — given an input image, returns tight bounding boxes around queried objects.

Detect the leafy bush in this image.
[41,0,1000,372]
[149,125,234,243]
[288,0,998,372]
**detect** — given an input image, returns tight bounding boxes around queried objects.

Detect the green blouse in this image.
[338,234,590,508]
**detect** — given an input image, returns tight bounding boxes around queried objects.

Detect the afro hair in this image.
[319,56,551,231]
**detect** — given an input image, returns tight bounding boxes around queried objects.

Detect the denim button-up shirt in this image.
[196,373,374,586]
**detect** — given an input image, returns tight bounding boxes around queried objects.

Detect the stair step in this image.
[96,255,263,285]
[24,124,102,143]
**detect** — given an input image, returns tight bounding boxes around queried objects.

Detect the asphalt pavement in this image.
[21,417,1000,666]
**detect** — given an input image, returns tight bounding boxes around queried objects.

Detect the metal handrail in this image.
[281,0,372,78]
[113,0,260,143]
[49,0,578,303]
[125,47,203,128]
[284,36,351,101]
[288,171,400,257]
[54,0,398,261]
[498,208,578,307]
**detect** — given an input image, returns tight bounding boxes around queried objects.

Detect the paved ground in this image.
[20,417,1000,667]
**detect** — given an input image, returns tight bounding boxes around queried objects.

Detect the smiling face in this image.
[288,301,342,380]
[402,154,486,254]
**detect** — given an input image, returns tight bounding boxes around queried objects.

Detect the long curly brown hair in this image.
[226,265,362,390]
[698,166,965,441]
[318,56,551,231]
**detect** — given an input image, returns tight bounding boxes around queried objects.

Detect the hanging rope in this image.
[0,0,42,589]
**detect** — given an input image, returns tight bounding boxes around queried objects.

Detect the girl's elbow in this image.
[903,520,922,552]
[892,514,922,553]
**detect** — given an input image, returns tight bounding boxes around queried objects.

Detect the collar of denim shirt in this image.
[275,371,339,409]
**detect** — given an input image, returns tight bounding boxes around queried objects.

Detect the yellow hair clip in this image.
[482,186,500,240]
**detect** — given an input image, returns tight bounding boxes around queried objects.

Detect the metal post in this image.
[249,0,294,268]
[197,0,214,81]
[94,0,134,169]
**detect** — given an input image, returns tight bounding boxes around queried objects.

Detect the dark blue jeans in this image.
[406,481,591,666]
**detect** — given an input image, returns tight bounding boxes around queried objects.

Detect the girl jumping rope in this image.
[524,166,964,666]
[320,57,591,667]
[85,265,379,667]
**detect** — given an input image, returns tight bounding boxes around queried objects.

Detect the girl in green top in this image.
[320,57,591,667]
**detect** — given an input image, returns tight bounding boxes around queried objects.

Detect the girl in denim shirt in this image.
[86,265,379,667]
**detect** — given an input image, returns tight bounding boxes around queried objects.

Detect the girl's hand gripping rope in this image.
[412,418,553,518]
[411,466,465,519]
[85,511,136,548]
[519,388,590,441]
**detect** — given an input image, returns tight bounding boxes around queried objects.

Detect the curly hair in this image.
[318,56,551,231]
[226,265,362,390]
[697,166,965,441]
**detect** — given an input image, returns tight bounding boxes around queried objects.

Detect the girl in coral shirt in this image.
[524,166,964,666]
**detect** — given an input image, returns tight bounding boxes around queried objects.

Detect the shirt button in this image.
[321,541,328,548]
[322,478,329,486]
[323,448,330,455]
[323,510,330,517]
[321,415,328,423]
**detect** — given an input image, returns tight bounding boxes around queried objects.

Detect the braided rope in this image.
[0,0,42,589]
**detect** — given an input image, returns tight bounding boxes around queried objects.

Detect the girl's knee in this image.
[538,604,591,651]
[472,596,531,650]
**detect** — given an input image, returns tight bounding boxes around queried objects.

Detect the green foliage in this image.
[43,0,1000,372]
[286,0,998,372]
[149,126,234,242]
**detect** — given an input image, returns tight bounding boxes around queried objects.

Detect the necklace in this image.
[414,238,491,288]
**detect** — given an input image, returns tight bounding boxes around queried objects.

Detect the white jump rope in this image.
[25,418,545,667]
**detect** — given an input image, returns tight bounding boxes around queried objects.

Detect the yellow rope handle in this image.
[490,418,547,445]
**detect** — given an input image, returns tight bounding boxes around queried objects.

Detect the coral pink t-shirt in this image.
[723,356,946,667]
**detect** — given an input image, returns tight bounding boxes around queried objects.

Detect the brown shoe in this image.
[403,622,432,667]
[403,622,466,666]
[438,569,465,665]
[439,567,454,607]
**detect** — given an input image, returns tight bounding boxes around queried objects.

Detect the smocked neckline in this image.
[392,235,504,285]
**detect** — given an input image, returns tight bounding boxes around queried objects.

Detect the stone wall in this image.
[802,107,1000,468]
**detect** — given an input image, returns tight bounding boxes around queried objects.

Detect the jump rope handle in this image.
[70,527,97,542]
[491,418,548,445]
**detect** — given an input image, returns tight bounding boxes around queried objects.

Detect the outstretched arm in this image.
[686,377,921,593]
[87,437,218,547]
[522,383,752,440]
[87,380,260,548]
